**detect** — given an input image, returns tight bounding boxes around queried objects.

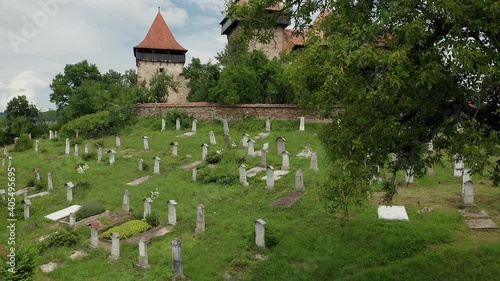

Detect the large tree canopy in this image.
[226,0,500,218]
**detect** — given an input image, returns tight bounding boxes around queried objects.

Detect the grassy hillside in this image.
[0,118,499,281]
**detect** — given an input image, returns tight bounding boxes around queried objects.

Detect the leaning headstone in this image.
[223,133,231,148]
[66,182,74,202]
[247,139,255,157]
[84,144,89,154]
[110,233,120,260]
[266,166,275,189]
[161,118,166,131]
[463,180,474,207]
[295,169,304,191]
[116,134,121,147]
[74,144,79,156]
[108,150,116,165]
[242,134,249,147]
[171,238,184,277]
[209,131,216,145]
[255,219,266,248]
[201,144,209,160]
[153,157,160,174]
[143,198,153,219]
[405,167,414,184]
[168,200,178,225]
[69,212,76,229]
[223,119,230,134]
[89,222,100,248]
[299,117,305,131]
[260,149,267,167]
[281,151,290,170]
[276,137,286,155]
[65,138,70,155]
[47,173,53,191]
[176,118,181,131]
[122,190,130,212]
[265,119,271,131]
[170,142,178,157]
[97,147,103,163]
[138,159,144,171]
[35,140,39,152]
[143,136,149,150]
[191,119,197,133]
[195,204,205,233]
[137,238,150,269]
[0,189,5,201]
[239,164,249,186]
[192,168,197,182]
[24,199,31,219]
[310,153,319,171]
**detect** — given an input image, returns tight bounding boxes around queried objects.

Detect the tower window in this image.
[159,68,164,73]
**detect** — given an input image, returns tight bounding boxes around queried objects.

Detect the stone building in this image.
[134,10,189,103]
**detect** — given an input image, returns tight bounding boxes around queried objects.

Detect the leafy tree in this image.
[145,71,179,103]
[5,95,39,123]
[184,58,221,102]
[226,0,500,219]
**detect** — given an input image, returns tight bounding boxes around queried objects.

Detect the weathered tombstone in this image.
[171,238,184,277]
[138,159,144,171]
[54,131,58,138]
[75,130,79,138]
[84,144,89,154]
[66,182,74,202]
[89,222,99,248]
[116,134,121,147]
[35,168,41,182]
[223,119,230,134]
[35,140,39,152]
[295,169,304,191]
[153,157,160,174]
[168,200,178,225]
[97,147,103,163]
[122,190,130,212]
[4,144,8,156]
[405,167,414,184]
[137,238,150,269]
[69,212,76,229]
[260,148,267,167]
[454,155,464,177]
[276,137,286,155]
[195,204,205,233]
[65,138,70,155]
[47,173,53,191]
[1,155,5,167]
[161,118,166,131]
[176,118,181,131]
[23,192,28,201]
[299,116,305,131]
[74,144,79,156]
[266,166,275,189]
[0,189,5,201]
[143,198,152,219]
[223,133,231,148]
[110,233,120,260]
[255,219,266,248]
[262,141,268,151]
[427,164,435,176]
[281,151,290,170]
[209,131,216,145]
[191,119,197,132]
[201,143,209,160]
[49,130,53,139]
[170,142,179,157]
[8,156,13,168]
[143,136,149,150]
[14,137,19,143]
[108,150,116,165]
[24,199,31,219]
[239,164,249,186]
[310,153,319,171]
[192,168,197,182]
[265,118,271,131]
[242,134,249,147]
[427,141,434,153]
[463,180,474,207]
[28,133,31,139]
[247,139,255,157]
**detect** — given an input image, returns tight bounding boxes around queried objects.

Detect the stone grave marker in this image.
[295,169,304,191]
[195,204,205,233]
[463,180,474,207]
[262,142,269,151]
[84,144,89,154]
[0,189,5,201]
[89,221,100,248]
[281,151,290,170]
[255,219,266,248]
[4,144,8,156]
[176,118,181,131]
[65,138,70,155]
[14,137,18,143]
[223,133,231,148]
[201,143,209,160]
[276,137,286,155]
[49,130,53,139]
[310,153,319,171]
[110,233,120,260]
[143,136,149,150]
[378,206,409,221]
[239,164,249,186]
[69,212,76,229]
[137,238,150,269]
[427,141,434,153]
[170,142,179,157]
[35,140,39,152]
[171,238,184,277]
[153,157,160,174]
[299,116,305,131]
[8,156,13,168]
[427,164,435,176]
[108,150,116,165]
[192,168,197,182]
[54,131,58,138]
[138,159,144,171]
[1,155,4,167]
[265,118,271,131]
[122,190,130,212]
[116,134,121,147]
[266,166,275,189]
[405,167,414,185]
[242,134,249,147]
[247,139,255,157]
[161,118,166,131]
[143,198,153,219]
[66,182,74,202]
[223,119,230,134]
[24,199,31,219]
[34,168,41,182]
[74,144,79,156]
[462,168,472,194]
[260,148,267,167]
[97,147,103,163]
[192,118,197,132]
[168,200,178,225]
[209,131,216,145]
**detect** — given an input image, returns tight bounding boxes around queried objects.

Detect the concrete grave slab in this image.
[15,186,36,196]
[126,176,151,186]
[260,170,290,181]
[70,250,88,260]
[27,191,50,199]
[254,132,270,139]
[247,167,266,178]
[297,150,312,158]
[272,192,304,207]
[466,219,498,229]
[181,161,203,170]
[180,132,196,137]
[45,205,82,221]
[127,226,171,243]
[378,206,410,221]
[40,262,58,273]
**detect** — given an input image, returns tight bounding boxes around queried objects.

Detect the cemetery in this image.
[0,117,499,281]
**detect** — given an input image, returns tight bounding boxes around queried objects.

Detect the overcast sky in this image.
[0,0,228,112]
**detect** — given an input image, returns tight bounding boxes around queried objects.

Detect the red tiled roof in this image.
[135,12,187,52]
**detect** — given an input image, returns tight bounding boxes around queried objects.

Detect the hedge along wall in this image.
[133,102,335,121]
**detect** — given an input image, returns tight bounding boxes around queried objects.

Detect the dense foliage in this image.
[102,220,151,239]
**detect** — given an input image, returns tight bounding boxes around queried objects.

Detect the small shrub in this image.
[72,137,83,145]
[34,181,45,191]
[26,179,36,188]
[76,201,105,220]
[145,213,160,227]
[206,151,223,164]
[43,227,79,249]
[0,244,40,281]
[132,210,144,220]
[198,165,238,185]
[40,148,48,153]
[142,162,150,171]
[491,159,500,187]
[75,181,91,190]
[14,133,33,152]
[235,156,246,165]
[81,152,96,161]
[51,137,60,142]
[165,109,193,129]
[102,220,151,239]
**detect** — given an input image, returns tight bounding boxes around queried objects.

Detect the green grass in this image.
[0,118,499,281]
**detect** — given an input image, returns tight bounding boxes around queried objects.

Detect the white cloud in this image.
[186,0,225,14]
[0,71,46,111]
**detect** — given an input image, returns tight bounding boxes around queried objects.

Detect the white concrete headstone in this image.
[201,144,208,160]
[168,200,178,225]
[195,204,205,233]
[281,151,290,170]
[266,166,275,189]
[299,116,305,131]
[255,219,266,248]
[143,136,149,150]
[65,139,70,155]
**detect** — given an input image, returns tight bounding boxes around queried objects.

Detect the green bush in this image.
[206,151,223,164]
[81,152,96,161]
[40,148,48,153]
[198,164,238,185]
[72,137,83,145]
[75,201,105,220]
[14,133,33,152]
[145,213,160,227]
[75,181,91,190]
[42,227,79,250]
[0,244,40,281]
[102,220,151,239]
[94,140,104,148]
[165,109,193,129]
[60,110,131,139]
[491,159,500,186]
